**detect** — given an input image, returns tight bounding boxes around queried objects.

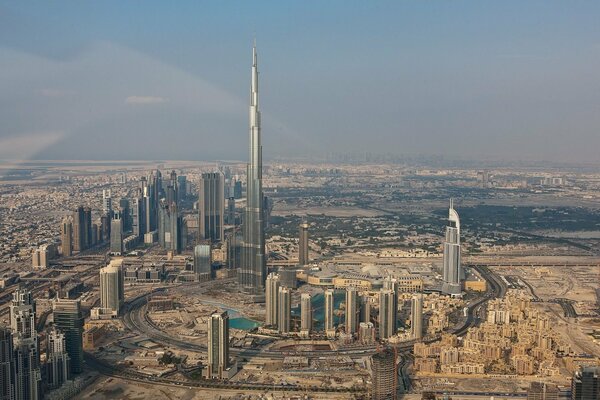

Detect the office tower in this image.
[102,189,112,217]
[227,197,236,225]
[226,233,242,270]
[83,207,92,248]
[298,219,309,265]
[265,273,280,327]
[132,195,146,239]
[119,198,132,232]
[0,327,15,400]
[359,322,375,345]
[100,259,125,314]
[239,43,267,292]
[158,200,182,254]
[571,367,599,400]
[10,289,41,400]
[52,299,83,374]
[300,293,312,335]
[72,206,85,252]
[233,180,242,199]
[177,175,187,200]
[361,295,371,324]
[167,170,178,205]
[110,212,123,255]
[442,199,462,296]
[371,347,397,400]
[277,287,291,334]
[199,172,225,242]
[60,216,73,257]
[411,293,424,340]
[46,328,70,389]
[324,289,335,335]
[383,276,398,332]
[207,311,230,379]
[100,214,110,243]
[527,382,559,400]
[379,289,396,339]
[345,287,358,335]
[193,244,212,277]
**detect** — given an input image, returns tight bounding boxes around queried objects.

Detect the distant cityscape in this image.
[0,44,599,400]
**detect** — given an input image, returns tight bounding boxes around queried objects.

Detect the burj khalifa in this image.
[238,43,267,292]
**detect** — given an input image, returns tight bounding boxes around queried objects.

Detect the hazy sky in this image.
[1,1,599,163]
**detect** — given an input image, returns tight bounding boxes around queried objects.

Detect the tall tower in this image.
[60,216,73,257]
[193,244,212,277]
[52,299,83,375]
[102,189,112,217]
[265,273,280,326]
[110,212,123,255]
[207,311,230,379]
[199,172,225,243]
[239,42,267,292]
[298,219,309,266]
[10,288,41,400]
[345,287,358,335]
[571,367,599,400]
[411,293,423,340]
[300,293,312,336]
[382,277,398,333]
[324,289,335,336]
[379,289,396,340]
[0,327,15,400]
[442,199,462,296]
[277,287,291,334]
[100,259,124,314]
[46,327,70,389]
[371,347,397,400]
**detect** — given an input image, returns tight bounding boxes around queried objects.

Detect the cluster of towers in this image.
[1,288,84,400]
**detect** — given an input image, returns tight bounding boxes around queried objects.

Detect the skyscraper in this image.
[239,43,267,292]
[110,212,123,255]
[300,293,312,336]
[158,200,182,254]
[277,286,291,334]
[360,295,371,324]
[382,277,398,333]
[265,273,280,327]
[345,287,358,335]
[371,347,397,400]
[442,199,462,296]
[102,189,112,217]
[206,311,230,379]
[227,197,236,225]
[199,172,225,243]
[46,328,70,389]
[193,244,212,277]
[411,293,423,340]
[10,288,41,400]
[379,289,396,340]
[100,259,125,314]
[52,299,84,374]
[60,216,73,257]
[131,194,146,239]
[0,327,15,400]
[72,206,92,252]
[571,367,599,400]
[324,289,335,336]
[298,219,309,266]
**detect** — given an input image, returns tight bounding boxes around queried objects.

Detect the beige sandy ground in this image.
[80,375,362,400]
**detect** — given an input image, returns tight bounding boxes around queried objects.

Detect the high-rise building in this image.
[298,220,309,265]
[360,295,371,324]
[110,212,123,255]
[371,347,397,400]
[72,206,91,252]
[10,288,41,400]
[442,199,462,296]
[277,287,291,334]
[206,311,230,379]
[379,289,396,340]
[324,289,335,336]
[60,216,73,257]
[193,244,212,277]
[527,382,559,400]
[411,293,423,340]
[100,259,124,314]
[571,367,599,400]
[131,195,146,239]
[52,299,83,374]
[119,198,132,232]
[383,277,398,333]
[46,328,70,389]
[239,43,267,292]
[102,189,112,217]
[227,197,236,225]
[177,175,187,200]
[0,327,15,400]
[300,293,312,336]
[158,200,182,254]
[359,322,375,345]
[265,273,280,327]
[199,172,224,243]
[345,287,358,335]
